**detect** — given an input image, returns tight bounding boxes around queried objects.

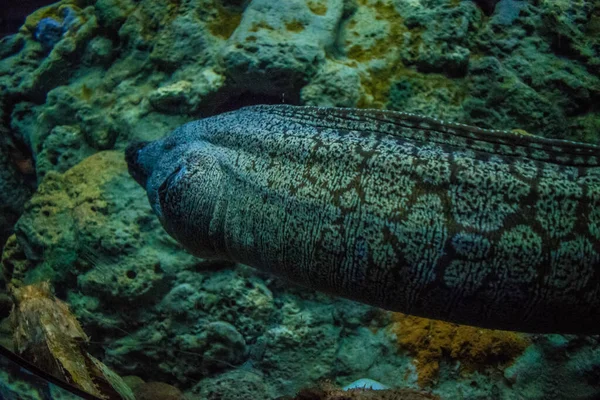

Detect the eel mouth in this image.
[125,141,150,187]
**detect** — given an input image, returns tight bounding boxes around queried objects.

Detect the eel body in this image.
[126,105,600,334]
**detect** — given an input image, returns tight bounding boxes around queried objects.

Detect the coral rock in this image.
[135,381,187,400]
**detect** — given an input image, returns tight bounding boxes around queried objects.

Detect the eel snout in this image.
[125,141,150,187]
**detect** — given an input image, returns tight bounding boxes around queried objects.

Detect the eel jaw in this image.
[125,141,150,187]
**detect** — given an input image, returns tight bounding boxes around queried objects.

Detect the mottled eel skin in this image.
[126,105,600,334]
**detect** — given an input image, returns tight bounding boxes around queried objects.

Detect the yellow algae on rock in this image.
[286,19,307,32]
[3,151,127,285]
[2,150,195,303]
[344,0,408,63]
[208,2,243,39]
[389,313,529,386]
[340,0,419,108]
[307,1,328,16]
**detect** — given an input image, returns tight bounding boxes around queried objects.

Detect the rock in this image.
[538,0,599,66]
[19,84,118,177]
[150,15,215,71]
[35,125,95,179]
[0,94,35,256]
[198,321,247,369]
[386,72,465,121]
[191,369,269,400]
[122,375,145,393]
[301,60,361,107]
[336,328,389,374]
[195,268,275,338]
[21,5,99,97]
[0,295,12,320]
[34,17,63,49]
[135,382,186,400]
[94,0,136,31]
[462,56,568,138]
[5,151,196,297]
[0,317,13,351]
[398,3,480,77]
[472,0,501,16]
[504,335,600,399]
[81,36,115,66]
[148,69,226,114]
[0,0,599,398]
[493,0,526,26]
[170,321,247,376]
[1,235,33,289]
[31,5,84,50]
[220,0,344,95]
[0,34,25,59]
[0,150,34,254]
[99,267,271,383]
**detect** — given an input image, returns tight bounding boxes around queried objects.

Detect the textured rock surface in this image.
[190,369,271,400]
[221,0,344,95]
[0,0,599,398]
[502,335,600,400]
[0,151,33,254]
[135,381,187,400]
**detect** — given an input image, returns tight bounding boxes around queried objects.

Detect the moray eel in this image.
[126,105,600,334]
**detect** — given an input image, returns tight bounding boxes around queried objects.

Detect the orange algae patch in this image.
[389,313,529,387]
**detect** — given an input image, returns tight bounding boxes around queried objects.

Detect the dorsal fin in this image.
[252,105,600,167]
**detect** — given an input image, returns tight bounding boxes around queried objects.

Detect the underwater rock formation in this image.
[0,0,599,398]
[221,0,344,95]
[190,369,271,399]
[2,151,200,296]
[0,151,33,256]
[134,381,187,400]
[503,335,600,400]
[471,0,500,16]
[0,97,35,256]
[285,381,439,400]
